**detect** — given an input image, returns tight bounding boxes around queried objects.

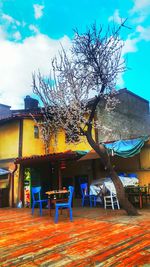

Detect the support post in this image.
[11,163,18,207]
[58,165,62,190]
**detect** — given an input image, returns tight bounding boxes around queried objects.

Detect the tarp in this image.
[75,150,89,156]
[78,136,149,161]
[78,149,99,161]
[104,136,149,158]
[90,176,138,197]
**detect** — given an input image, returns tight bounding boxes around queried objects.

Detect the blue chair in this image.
[80,183,97,207]
[90,195,98,207]
[118,173,126,177]
[31,186,48,216]
[54,186,74,223]
[128,173,137,178]
[80,183,90,207]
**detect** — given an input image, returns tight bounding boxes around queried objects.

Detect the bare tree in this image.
[33,20,138,215]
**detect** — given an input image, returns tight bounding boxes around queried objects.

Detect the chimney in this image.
[24,96,39,110]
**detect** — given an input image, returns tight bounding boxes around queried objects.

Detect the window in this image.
[34,126,39,138]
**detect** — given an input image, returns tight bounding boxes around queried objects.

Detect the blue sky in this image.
[0,0,150,108]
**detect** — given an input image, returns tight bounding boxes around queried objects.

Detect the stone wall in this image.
[97,89,150,142]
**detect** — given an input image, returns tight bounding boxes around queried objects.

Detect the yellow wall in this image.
[137,171,150,186]
[0,121,19,159]
[22,119,45,156]
[140,147,150,169]
[22,119,93,156]
[138,141,150,186]
[0,178,9,189]
[50,129,93,153]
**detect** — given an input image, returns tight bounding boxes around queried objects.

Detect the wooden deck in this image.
[0,207,149,266]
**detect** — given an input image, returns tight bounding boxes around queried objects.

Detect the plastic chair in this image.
[104,191,120,210]
[118,173,126,177]
[80,183,97,207]
[128,173,137,178]
[90,195,98,207]
[80,183,91,207]
[31,186,48,216]
[54,186,74,223]
[89,185,100,207]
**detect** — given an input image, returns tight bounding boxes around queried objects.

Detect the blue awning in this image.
[104,136,149,158]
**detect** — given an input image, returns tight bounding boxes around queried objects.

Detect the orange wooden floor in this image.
[0,207,149,267]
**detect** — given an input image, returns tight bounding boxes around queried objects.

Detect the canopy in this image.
[15,150,86,164]
[79,136,149,161]
[104,136,149,158]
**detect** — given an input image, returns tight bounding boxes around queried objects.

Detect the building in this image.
[0,90,150,208]
[0,96,93,207]
[0,103,11,120]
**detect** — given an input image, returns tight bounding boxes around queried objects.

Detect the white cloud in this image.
[130,0,150,22]
[117,36,139,87]
[33,4,44,19]
[117,72,125,88]
[0,29,71,109]
[122,38,138,54]
[13,31,21,41]
[108,10,124,24]
[0,25,7,39]
[117,22,150,87]
[131,15,146,24]
[2,13,20,26]
[29,24,39,34]
[130,0,150,13]
[136,25,150,41]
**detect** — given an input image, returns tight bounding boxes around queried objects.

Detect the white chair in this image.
[104,191,120,210]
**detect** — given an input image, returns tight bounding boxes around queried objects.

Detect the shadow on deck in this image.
[0,207,149,266]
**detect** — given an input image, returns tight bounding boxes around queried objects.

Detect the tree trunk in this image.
[85,131,139,216]
[107,165,139,216]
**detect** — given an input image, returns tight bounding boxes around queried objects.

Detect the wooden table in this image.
[46,190,69,216]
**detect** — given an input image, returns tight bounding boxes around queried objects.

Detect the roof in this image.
[12,108,41,115]
[0,112,42,124]
[0,103,11,108]
[15,150,82,164]
[118,88,149,104]
[78,149,99,161]
[88,88,149,107]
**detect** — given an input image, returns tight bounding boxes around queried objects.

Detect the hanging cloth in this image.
[104,136,149,158]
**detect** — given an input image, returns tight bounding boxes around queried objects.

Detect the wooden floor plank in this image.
[0,207,149,266]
